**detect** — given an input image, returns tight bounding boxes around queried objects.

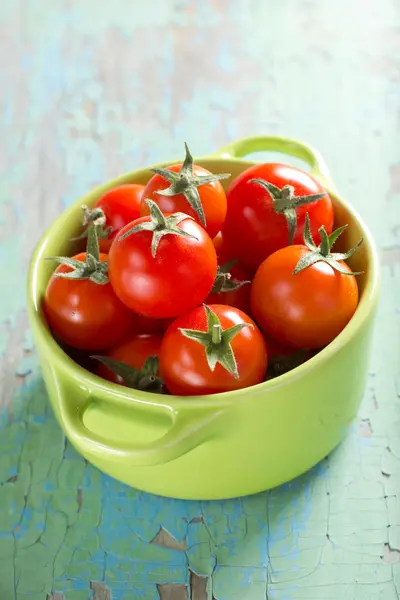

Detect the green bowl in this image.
[27,136,380,500]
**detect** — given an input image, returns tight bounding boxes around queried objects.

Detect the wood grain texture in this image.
[0,0,399,599]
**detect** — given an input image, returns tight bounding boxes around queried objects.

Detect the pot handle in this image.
[212,135,336,191]
[56,378,225,467]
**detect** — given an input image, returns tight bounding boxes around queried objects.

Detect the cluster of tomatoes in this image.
[44,144,363,396]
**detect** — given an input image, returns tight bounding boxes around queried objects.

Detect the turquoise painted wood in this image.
[0,1,399,599]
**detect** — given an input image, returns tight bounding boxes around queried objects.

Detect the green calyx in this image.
[250,178,327,244]
[92,355,164,393]
[211,260,250,294]
[73,205,112,242]
[293,213,364,276]
[150,142,231,227]
[119,199,196,257]
[179,305,251,378]
[46,223,109,284]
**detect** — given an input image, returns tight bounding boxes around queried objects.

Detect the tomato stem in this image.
[179,305,251,378]
[119,200,198,257]
[86,219,101,261]
[46,223,109,284]
[211,260,250,294]
[250,178,327,244]
[92,355,164,393]
[71,205,112,242]
[293,213,364,276]
[212,324,222,344]
[149,143,231,227]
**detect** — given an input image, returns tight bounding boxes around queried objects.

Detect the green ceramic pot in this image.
[27,136,380,500]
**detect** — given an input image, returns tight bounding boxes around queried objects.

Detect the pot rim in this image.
[27,154,380,413]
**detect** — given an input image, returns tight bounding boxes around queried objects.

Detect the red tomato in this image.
[95,184,145,252]
[141,164,228,239]
[266,336,299,357]
[212,231,224,254]
[206,263,252,314]
[108,212,218,319]
[159,304,268,396]
[130,312,170,335]
[44,253,134,351]
[251,246,359,350]
[211,231,237,264]
[223,163,333,272]
[96,334,162,385]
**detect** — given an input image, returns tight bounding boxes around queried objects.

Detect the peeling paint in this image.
[360,418,374,438]
[157,582,188,600]
[151,527,188,552]
[190,571,209,600]
[383,542,400,564]
[90,581,111,600]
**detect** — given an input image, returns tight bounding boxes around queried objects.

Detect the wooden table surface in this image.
[1,1,399,598]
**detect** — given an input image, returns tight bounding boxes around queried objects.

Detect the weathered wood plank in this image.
[0,0,399,599]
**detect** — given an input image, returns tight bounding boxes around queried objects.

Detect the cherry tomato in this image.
[108,212,218,319]
[266,336,299,357]
[159,304,268,396]
[212,231,224,254]
[44,253,134,351]
[206,263,252,314]
[130,312,170,335]
[95,184,145,252]
[211,231,238,264]
[223,163,334,272]
[141,165,228,239]
[96,334,162,385]
[251,245,359,350]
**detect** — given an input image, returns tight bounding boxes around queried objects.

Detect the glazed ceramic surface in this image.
[27,136,380,500]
